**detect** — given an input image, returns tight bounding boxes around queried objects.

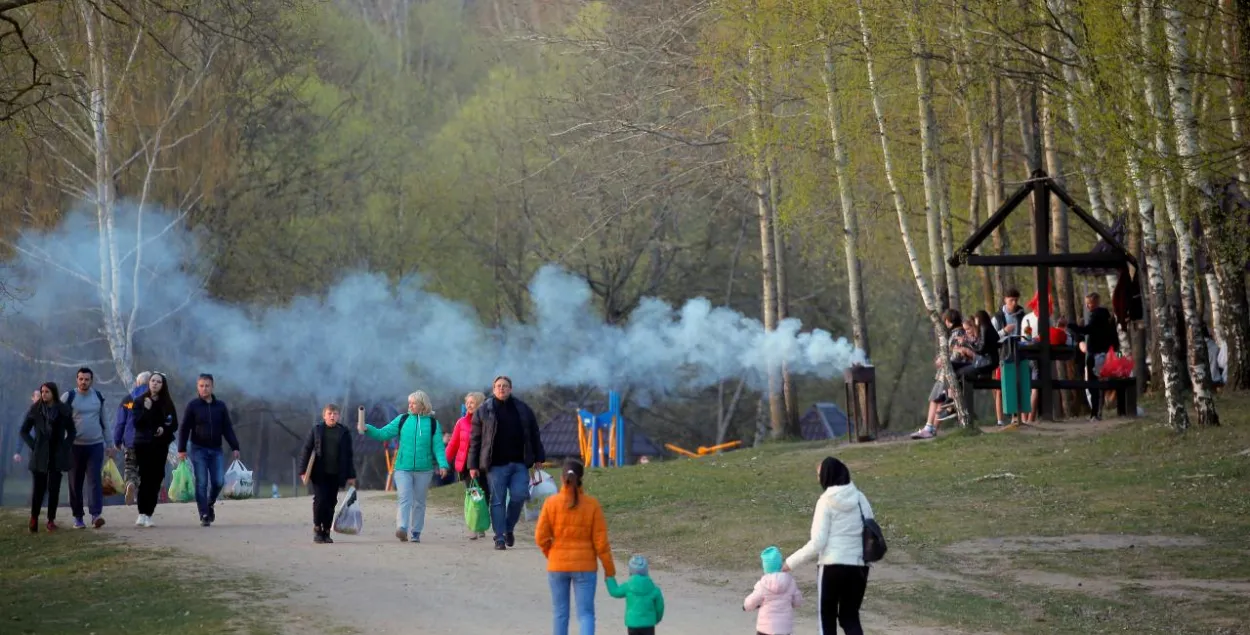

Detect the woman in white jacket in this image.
[782,456,872,635]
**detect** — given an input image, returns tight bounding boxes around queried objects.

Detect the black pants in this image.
[628,628,655,635]
[31,470,63,520]
[819,564,869,635]
[461,469,490,506]
[1085,360,1103,417]
[312,479,339,531]
[134,444,168,515]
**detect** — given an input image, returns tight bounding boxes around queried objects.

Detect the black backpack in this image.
[65,389,106,436]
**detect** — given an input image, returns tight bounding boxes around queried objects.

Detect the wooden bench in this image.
[958,376,1137,418]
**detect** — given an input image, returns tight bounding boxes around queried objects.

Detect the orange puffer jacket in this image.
[535,487,616,577]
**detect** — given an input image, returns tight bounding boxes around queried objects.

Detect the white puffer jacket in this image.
[785,483,874,568]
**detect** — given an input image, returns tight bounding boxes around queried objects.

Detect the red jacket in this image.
[446,415,472,472]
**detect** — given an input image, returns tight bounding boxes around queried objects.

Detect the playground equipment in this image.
[577,391,627,468]
[664,440,742,459]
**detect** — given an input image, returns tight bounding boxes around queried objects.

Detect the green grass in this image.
[435,393,1250,634]
[0,510,283,635]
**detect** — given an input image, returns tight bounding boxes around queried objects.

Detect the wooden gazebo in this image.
[949,169,1138,421]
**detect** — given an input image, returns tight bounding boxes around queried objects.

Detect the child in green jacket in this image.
[606,554,665,635]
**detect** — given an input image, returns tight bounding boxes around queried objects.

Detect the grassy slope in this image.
[434,394,1250,634]
[0,512,283,635]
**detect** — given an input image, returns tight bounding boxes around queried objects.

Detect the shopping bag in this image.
[332,486,363,535]
[529,468,558,499]
[168,460,195,503]
[1099,347,1134,379]
[101,458,123,497]
[465,480,490,533]
[223,459,255,499]
[522,500,541,522]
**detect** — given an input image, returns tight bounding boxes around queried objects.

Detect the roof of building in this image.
[800,402,850,441]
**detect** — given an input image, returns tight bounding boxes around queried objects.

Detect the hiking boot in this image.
[92,516,105,529]
[73,518,87,529]
[124,481,137,506]
[505,532,515,547]
[395,528,409,542]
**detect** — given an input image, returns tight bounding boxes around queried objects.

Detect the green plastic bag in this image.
[168,461,195,503]
[465,480,490,533]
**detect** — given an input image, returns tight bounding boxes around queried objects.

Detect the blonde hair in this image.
[465,391,486,410]
[407,391,434,415]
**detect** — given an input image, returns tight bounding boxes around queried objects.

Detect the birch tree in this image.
[858,0,968,427]
[908,0,949,312]
[7,1,218,385]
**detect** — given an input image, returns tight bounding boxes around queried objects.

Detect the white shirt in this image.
[785,483,875,568]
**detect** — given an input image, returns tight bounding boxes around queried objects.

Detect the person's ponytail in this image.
[563,459,585,509]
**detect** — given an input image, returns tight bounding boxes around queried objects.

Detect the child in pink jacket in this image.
[744,546,803,635]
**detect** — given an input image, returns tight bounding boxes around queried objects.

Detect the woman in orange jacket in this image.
[535,459,616,635]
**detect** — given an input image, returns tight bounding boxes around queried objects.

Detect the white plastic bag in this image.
[529,469,558,499]
[523,501,541,522]
[332,486,363,535]
[223,459,254,499]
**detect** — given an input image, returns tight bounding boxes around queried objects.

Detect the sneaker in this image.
[200,518,211,527]
[207,508,215,523]
[135,515,145,526]
[395,528,409,542]
[28,517,37,534]
[141,515,155,528]
[410,532,421,543]
[73,518,87,529]
[468,532,479,541]
[124,482,137,506]
[505,532,515,548]
[910,426,936,440]
[46,520,59,532]
[996,420,1007,427]
[478,532,487,539]
[92,516,105,529]
[494,540,507,551]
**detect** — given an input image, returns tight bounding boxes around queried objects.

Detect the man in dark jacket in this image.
[176,374,241,526]
[467,375,546,551]
[113,371,151,505]
[1067,292,1119,420]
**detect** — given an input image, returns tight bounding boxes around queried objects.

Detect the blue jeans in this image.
[393,470,434,537]
[190,445,225,519]
[69,443,105,519]
[549,571,597,635]
[488,462,530,540]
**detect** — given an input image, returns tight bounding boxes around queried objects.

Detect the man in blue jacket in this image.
[114,371,151,506]
[177,373,241,526]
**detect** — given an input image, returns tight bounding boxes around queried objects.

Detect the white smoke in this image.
[5,204,865,403]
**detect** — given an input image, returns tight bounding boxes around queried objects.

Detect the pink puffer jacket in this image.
[743,572,803,635]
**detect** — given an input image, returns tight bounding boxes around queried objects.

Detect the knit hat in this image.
[628,554,649,576]
[761,546,783,574]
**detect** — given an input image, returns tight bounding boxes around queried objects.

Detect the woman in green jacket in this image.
[20,382,76,533]
[359,391,450,543]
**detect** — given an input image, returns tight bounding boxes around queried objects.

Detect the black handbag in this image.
[859,500,887,563]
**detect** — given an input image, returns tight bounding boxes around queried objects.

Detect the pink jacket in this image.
[445,415,472,472]
[743,572,803,635]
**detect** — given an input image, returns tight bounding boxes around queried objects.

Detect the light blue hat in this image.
[761,546,784,574]
[628,554,649,576]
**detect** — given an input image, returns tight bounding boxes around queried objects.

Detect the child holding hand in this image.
[744,546,803,635]
[606,554,665,635]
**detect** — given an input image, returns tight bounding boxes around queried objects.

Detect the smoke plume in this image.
[5,205,865,404]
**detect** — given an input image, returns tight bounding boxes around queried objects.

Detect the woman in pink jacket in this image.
[445,391,488,539]
[744,546,802,635]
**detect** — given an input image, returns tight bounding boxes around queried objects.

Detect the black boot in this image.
[322,529,334,544]
[313,526,326,544]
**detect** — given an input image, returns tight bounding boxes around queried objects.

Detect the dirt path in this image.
[110,491,939,635]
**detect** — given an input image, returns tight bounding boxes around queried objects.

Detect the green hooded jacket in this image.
[363,413,449,472]
[606,574,665,628]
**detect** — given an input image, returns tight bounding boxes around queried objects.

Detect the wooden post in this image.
[1033,170,1054,421]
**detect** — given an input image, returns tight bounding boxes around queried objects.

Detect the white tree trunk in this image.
[858,0,967,427]
[1157,0,1220,425]
[909,0,949,311]
[821,36,871,359]
[746,43,786,437]
[1220,0,1249,186]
